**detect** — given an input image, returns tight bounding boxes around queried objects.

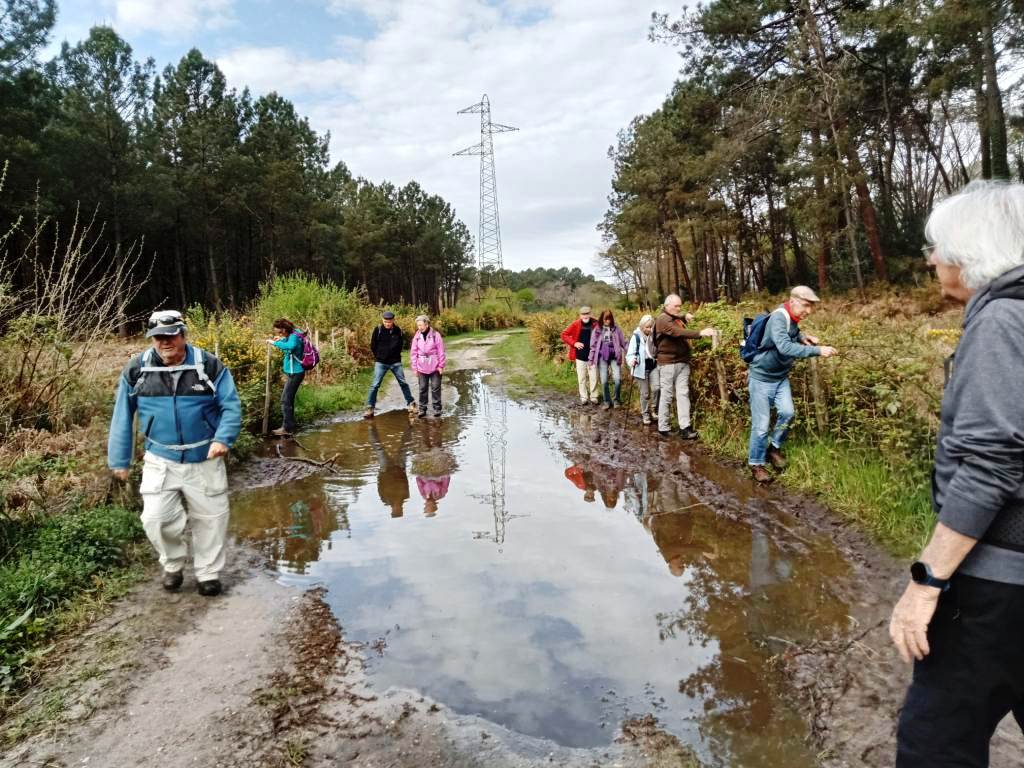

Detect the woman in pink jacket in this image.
[410,314,446,418]
[416,474,451,516]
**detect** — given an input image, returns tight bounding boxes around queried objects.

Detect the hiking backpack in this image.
[739,308,789,364]
[293,330,321,370]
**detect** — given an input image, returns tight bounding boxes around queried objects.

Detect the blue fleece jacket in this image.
[748,308,821,382]
[107,345,242,469]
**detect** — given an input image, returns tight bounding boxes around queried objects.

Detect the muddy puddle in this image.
[231,370,853,767]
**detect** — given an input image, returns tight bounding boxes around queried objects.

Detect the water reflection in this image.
[369,420,411,517]
[230,371,852,766]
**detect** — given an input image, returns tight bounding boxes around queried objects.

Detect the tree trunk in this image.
[809,124,831,293]
[973,54,992,179]
[669,234,692,300]
[981,18,1010,180]
[846,146,888,282]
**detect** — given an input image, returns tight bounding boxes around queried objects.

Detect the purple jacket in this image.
[410,328,446,375]
[587,325,625,366]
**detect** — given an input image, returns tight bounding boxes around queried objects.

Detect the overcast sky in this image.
[47,0,683,273]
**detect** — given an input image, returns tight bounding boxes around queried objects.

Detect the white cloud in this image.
[109,0,235,37]
[216,0,681,272]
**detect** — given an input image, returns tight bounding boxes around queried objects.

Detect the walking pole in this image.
[262,343,272,435]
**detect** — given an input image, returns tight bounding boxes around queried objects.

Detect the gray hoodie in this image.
[934,263,1024,585]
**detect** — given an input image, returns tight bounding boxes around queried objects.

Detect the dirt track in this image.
[4,332,1022,768]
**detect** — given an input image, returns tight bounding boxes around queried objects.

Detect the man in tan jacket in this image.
[654,294,715,439]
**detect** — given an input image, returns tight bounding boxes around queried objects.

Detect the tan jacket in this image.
[654,311,701,365]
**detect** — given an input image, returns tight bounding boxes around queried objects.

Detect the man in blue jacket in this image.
[747,286,837,483]
[108,310,242,596]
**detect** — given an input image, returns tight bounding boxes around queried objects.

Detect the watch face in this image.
[910,561,928,583]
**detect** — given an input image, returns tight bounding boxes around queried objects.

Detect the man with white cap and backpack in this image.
[743,286,837,483]
[108,310,242,596]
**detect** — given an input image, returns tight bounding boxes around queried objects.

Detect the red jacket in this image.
[560,318,596,362]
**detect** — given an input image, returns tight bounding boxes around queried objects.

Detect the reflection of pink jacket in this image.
[416,475,451,500]
[410,329,446,375]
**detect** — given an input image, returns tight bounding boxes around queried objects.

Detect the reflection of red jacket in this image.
[564,465,587,491]
[416,475,450,500]
[560,318,595,362]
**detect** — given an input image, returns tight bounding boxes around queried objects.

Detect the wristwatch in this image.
[910,561,950,591]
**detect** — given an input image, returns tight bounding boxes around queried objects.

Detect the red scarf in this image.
[783,302,800,325]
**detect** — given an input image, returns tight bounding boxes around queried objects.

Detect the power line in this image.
[454,94,518,291]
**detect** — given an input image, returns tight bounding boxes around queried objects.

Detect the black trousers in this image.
[281,371,305,432]
[897,573,1024,767]
[417,372,442,416]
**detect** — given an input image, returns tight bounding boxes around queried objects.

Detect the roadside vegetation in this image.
[510,285,960,557]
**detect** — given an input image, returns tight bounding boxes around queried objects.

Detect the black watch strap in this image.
[910,561,950,591]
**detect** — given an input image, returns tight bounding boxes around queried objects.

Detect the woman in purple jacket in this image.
[588,309,626,410]
[410,315,446,418]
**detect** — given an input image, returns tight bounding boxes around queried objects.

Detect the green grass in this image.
[293,364,377,423]
[489,331,575,394]
[492,332,935,558]
[699,408,935,557]
[0,505,148,712]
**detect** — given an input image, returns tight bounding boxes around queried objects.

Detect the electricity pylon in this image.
[454,94,517,293]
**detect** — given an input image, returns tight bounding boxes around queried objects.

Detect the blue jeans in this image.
[366,362,414,407]
[599,359,621,404]
[747,377,795,465]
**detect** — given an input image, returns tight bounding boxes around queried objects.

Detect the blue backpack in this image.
[739,308,789,364]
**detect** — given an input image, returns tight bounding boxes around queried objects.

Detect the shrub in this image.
[0,505,145,695]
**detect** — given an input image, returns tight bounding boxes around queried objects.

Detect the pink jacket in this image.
[410,328,446,375]
[417,475,450,500]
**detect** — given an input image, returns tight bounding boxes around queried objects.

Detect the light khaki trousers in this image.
[139,452,230,582]
[575,359,599,404]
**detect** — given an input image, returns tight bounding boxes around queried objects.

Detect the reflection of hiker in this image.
[588,309,626,411]
[890,183,1024,766]
[368,420,411,517]
[592,462,626,509]
[654,294,716,440]
[416,475,450,517]
[626,314,659,426]
[108,310,241,597]
[744,286,837,484]
[560,306,599,406]
[564,464,597,503]
[364,310,417,419]
[410,315,446,419]
[267,317,306,437]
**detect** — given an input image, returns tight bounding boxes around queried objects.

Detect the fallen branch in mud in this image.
[274,443,340,468]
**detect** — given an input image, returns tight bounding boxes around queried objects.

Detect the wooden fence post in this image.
[261,344,272,435]
[711,330,729,405]
[809,357,827,434]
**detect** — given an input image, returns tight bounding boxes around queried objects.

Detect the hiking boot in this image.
[678,426,699,441]
[600,402,611,411]
[612,400,621,409]
[658,430,671,439]
[751,465,773,484]
[197,579,222,597]
[162,569,183,591]
[407,402,418,416]
[271,427,292,437]
[642,416,651,426]
[363,407,375,419]
[417,411,428,419]
[766,445,787,470]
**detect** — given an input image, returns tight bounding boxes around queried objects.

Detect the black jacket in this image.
[371,324,405,365]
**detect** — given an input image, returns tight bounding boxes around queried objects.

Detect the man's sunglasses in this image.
[148,313,184,328]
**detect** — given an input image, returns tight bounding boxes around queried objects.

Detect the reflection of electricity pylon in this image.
[481,378,509,548]
[454,94,517,295]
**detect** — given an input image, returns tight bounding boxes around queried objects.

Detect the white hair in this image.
[637,313,654,330]
[663,294,681,306]
[926,181,1024,289]
[415,314,430,325]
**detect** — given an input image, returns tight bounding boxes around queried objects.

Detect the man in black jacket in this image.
[364,311,416,418]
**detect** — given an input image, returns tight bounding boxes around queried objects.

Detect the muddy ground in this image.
[3,333,1020,767]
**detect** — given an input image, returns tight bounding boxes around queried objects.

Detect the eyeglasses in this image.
[148,312,184,328]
